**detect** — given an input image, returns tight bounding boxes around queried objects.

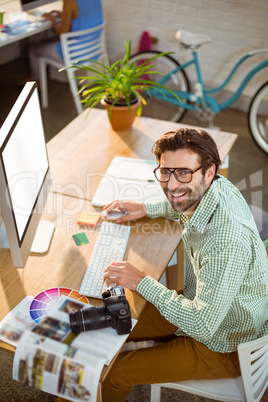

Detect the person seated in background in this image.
[28,0,103,81]
[101,128,268,402]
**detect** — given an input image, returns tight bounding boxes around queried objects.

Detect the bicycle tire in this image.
[128,51,190,122]
[248,82,268,154]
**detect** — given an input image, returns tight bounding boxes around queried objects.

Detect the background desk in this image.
[0,0,63,48]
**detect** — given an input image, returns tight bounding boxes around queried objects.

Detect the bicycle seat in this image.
[176,30,211,48]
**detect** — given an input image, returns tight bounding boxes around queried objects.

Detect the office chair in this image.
[150,334,268,402]
[39,21,107,114]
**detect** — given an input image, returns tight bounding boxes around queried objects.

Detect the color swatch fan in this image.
[29,287,89,323]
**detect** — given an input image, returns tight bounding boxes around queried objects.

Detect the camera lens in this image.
[69,307,111,333]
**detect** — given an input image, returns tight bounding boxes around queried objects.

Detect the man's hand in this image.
[103,261,146,290]
[103,200,147,223]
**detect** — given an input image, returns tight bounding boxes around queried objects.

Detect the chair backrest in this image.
[58,21,107,114]
[60,21,107,68]
[238,334,268,402]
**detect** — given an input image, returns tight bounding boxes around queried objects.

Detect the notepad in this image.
[92,156,164,207]
[77,211,101,226]
[72,232,89,246]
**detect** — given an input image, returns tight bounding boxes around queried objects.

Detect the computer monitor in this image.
[0,82,54,268]
[20,0,57,13]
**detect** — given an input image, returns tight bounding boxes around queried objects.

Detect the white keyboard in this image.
[79,222,131,298]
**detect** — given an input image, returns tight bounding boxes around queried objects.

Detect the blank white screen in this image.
[2,89,48,242]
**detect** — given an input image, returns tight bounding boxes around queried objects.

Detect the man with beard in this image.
[101,128,268,402]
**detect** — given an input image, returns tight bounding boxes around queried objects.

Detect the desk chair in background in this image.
[39,21,107,114]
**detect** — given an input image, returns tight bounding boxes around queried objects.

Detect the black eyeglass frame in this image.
[153,166,203,183]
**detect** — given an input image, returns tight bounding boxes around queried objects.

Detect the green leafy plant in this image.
[65,40,180,118]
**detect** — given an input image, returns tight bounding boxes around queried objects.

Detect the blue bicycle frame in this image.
[150,48,268,114]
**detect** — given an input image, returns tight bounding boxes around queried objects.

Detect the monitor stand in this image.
[0,219,55,254]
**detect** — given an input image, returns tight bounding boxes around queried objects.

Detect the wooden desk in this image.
[0,110,237,400]
[0,192,181,353]
[0,109,237,338]
[47,109,238,200]
[0,0,63,48]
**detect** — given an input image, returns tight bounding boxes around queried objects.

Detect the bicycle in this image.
[128,30,268,154]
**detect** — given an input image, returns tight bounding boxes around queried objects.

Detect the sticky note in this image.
[72,232,89,246]
[77,211,101,227]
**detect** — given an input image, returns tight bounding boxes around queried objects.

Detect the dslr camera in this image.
[69,286,132,335]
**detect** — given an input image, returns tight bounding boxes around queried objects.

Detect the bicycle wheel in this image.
[128,51,190,122]
[248,82,268,154]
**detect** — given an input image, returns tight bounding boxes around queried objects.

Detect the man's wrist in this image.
[136,275,152,293]
[144,201,156,217]
[135,274,146,290]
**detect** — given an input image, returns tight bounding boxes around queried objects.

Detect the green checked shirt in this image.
[137,176,268,353]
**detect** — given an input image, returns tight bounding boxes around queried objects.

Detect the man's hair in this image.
[152,128,222,178]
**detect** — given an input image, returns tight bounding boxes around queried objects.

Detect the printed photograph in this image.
[58,359,91,401]
[0,323,24,344]
[32,316,73,343]
[59,299,84,314]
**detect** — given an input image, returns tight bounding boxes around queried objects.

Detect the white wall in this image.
[102,0,268,111]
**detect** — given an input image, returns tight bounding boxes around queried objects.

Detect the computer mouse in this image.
[102,209,128,220]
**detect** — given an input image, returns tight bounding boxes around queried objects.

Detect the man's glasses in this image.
[153,166,202,183]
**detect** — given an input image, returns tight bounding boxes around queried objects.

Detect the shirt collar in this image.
[184,179,220,233]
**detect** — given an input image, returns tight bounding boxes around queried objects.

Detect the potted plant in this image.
[66,40,180,131]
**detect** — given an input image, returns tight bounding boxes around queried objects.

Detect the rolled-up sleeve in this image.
[145,200,180,219]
